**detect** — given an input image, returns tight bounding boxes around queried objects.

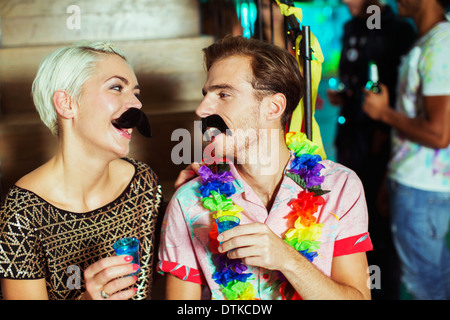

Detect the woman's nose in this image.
[126,92,142,110]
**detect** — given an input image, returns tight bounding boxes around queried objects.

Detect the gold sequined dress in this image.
[0,158,162,300]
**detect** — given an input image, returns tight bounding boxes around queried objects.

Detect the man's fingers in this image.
[217,223,271,252]
[217,223,266,242]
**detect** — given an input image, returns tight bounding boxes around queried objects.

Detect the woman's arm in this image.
[1,278,49,300]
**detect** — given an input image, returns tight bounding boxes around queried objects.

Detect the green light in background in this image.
[235,1,257,39]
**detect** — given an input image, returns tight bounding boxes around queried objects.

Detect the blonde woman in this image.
[0,42,161,300]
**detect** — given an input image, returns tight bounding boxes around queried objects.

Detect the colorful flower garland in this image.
[198,132,329,300]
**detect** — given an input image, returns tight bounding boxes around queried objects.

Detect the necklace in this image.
[198,132,329,300]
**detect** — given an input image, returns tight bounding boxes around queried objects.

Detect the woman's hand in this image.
[82,255,138,300]
[174,162,202,190]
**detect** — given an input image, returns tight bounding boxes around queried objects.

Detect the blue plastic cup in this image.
[216,215,240,242]
[113,237,140,276]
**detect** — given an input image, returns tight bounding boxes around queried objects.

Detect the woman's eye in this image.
[111,85,123,91]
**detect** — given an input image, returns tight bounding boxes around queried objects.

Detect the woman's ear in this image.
[53,90,76,119]
[266,92,287,122]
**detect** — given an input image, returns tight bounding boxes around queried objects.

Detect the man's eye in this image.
[219,92,229,98]
[135,93,141,100]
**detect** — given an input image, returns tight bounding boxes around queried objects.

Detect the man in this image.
[363,0,450,300]
[158,36,372,300]
[328,0,415,179]
[328,0,416,299]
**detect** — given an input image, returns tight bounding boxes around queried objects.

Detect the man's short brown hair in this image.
[203,36,305,129]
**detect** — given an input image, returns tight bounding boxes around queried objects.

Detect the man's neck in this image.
[235,145,291,211]
[414,3,447,37]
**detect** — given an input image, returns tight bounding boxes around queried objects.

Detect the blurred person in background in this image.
[364,0,450,300]
[327,0,416,299]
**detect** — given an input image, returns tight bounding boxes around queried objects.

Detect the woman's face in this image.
[74,54,142,159]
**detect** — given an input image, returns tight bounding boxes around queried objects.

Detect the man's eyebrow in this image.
[107,75,140,90]
[202,84,237,96]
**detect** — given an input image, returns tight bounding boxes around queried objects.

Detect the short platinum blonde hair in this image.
[32,41,127,135]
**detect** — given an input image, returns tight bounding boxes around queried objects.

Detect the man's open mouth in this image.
[201,115,231,141]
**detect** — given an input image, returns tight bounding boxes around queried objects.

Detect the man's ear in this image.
[265,92,287,122]
[53,90,76,119]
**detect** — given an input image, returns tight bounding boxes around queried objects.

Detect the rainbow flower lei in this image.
[198,132,329,300]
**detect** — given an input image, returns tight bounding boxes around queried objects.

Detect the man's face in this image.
[261,0,283,27]
[396,0,422,17]
[343,0,367,17]
[196,55,263,162]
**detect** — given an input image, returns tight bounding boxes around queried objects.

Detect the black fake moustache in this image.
[112,108,152,138]
[201,115,232,136]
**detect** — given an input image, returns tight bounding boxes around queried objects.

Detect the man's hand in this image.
[363,83,390,121]
[364,85,450,148]
[217,222,371,300]
[326,89,347,106]
[217,223,298,271]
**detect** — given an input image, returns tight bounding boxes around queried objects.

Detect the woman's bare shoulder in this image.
[14,162,53,192]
